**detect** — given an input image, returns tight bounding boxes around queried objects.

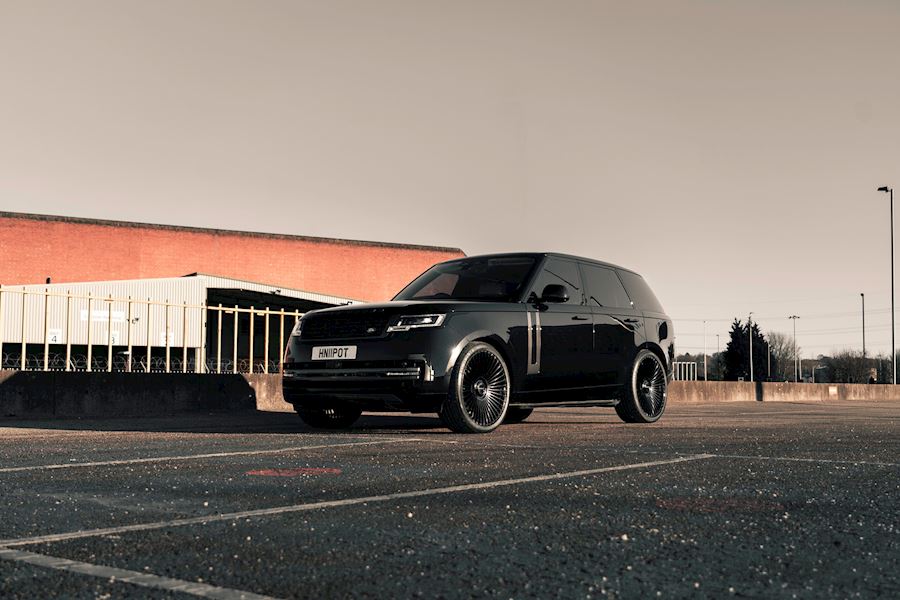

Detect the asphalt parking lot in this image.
[0,401,898,599]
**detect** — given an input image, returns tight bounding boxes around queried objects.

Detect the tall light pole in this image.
[748,312,754,383]
[716,334,720,381]
[878,186,894,384]
[789,315,800,382]
[703,320,708,381]
[861,292,866,359]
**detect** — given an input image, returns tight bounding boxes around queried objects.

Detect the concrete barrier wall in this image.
[244,374,293,413]
[0,370,266,418]
[3,370,899,419]
[670,380,900,403]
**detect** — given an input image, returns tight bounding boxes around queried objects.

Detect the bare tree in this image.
[823,350,871,383]
[767,331,800,381]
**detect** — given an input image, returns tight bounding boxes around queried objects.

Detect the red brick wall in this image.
[0,214,464,302]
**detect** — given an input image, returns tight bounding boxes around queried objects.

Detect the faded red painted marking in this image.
[656,497,785,513]
[246,467,342,477]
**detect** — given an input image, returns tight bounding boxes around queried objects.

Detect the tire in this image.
[616,349,668,424]
[440,342,510,433]
[503,407,533,424]
[295,404,362,429]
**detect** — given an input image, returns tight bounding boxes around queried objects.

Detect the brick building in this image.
[0,212,464,302]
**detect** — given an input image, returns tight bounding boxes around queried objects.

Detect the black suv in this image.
[282,253,673,433]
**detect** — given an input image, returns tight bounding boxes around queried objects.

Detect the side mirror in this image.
[540,284,569,304]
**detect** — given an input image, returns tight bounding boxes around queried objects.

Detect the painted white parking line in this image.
[0,454,714,548]
[0,438,428,474]
[625,451,900,468]
[0,548,278,599]
[714,453,900,467]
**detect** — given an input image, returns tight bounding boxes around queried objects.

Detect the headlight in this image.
[387,314,446,332]
[291,319,304,337]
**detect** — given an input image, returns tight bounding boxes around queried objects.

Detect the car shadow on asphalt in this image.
[0,410,456,435]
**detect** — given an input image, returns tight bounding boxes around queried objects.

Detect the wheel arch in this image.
[638,342,669,376]
[469,333,523,393]
[445,330,518,385]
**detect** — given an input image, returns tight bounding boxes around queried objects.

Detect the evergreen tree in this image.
[749,320,768,381]
[723,319,747,380]
[723,318,768,381]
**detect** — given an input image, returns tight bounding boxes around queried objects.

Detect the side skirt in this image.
[509,399,620,409]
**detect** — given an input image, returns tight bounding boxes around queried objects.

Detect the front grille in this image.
[289,360,421,371]
[300,311,391,340]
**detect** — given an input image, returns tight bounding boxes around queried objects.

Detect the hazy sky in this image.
[2,1,899,359]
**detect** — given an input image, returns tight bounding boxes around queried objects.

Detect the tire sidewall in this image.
[630,349,667,423]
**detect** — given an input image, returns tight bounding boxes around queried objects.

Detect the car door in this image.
[580,263,645,390]
[522,257,594,392]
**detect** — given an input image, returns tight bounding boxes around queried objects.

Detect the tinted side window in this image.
[617,270,665,313]
[529,258,584,304]
[581,264,633,309]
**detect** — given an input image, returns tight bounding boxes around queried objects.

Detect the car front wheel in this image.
[440,342,510,433]
[616,350,667,423]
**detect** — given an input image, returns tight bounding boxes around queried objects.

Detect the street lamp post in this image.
[861,292,866,359]
[703,320,707,381]
[748,312,754,383]
[716,334,720,381]
[789,315,800,382]
[878,186,894,384]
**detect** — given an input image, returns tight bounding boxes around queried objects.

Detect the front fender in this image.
[443,329,523,391]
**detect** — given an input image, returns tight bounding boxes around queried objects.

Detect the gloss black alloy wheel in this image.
[295,404,362,429]
[440,342,510,433]
[616,349,667,424]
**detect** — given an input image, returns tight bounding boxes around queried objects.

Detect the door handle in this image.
[571,315,589,321]
[623,318,640,324]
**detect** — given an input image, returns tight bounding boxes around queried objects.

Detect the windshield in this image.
[393,256,538,302]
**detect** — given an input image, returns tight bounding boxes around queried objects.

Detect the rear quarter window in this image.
[617,270,665,314]
[581,264,632,309]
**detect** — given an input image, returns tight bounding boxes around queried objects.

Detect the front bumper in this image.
[281,323,472,411]
[282,357,448,412]
[285,367,422,383]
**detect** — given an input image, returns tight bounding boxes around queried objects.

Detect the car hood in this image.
[303,300,514,318]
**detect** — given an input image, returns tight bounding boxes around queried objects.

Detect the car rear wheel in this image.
[295,404,362,429]
[616,350,667,423]
[503,407,533,424]
[440,342,510,433]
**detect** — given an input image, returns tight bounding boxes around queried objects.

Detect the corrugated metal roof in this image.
[185,273,360,305]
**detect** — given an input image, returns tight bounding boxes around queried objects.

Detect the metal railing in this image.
[0,285,302,375]
[672,361,698,381]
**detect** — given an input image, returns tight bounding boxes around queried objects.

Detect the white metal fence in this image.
[0,286,302,375]
[672,361,698,381]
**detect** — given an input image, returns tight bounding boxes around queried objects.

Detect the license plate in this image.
[311,345,357,360]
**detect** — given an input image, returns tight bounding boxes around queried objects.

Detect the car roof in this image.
[436,252,640,277]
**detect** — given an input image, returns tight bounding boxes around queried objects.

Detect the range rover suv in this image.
[282,253,673,433]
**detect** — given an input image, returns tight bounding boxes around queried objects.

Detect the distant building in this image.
[0,274,357,373]
[0,211,465,302]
